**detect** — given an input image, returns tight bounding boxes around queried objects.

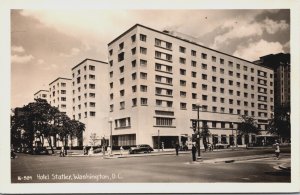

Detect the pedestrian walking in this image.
[274,141,280,160]
[175,142,179,156]
[83,146,88,155]
[192,144,197,161]
[60,146,65,157]
[120,146,124,156]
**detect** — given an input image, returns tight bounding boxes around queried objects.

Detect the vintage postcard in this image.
[1,0,300,194]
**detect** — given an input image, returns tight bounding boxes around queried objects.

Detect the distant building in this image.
[71,59,109,146]
[48,77,72,117]
[33,90,49,101]
[254,53,290,110]
[107,24,275,148]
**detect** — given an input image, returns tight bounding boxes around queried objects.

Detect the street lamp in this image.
[195,100,202,159]
[109,117,113,153]
[230,122,237,149]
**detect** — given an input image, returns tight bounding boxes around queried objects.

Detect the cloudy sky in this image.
[11,9,290,108]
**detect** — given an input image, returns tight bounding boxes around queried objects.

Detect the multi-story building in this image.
[254,53,290,110]
[48,77,72,117]
[107,24,274,148]
[71,59,109,146]
[33,90,49,101]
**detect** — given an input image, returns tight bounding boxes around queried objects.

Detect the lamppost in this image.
[109,117,113,154]
[158,129,160,152]
[230,122,237,149]
[195,101,202,159]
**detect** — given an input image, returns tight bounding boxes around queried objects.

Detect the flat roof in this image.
[34,89,49,95]
[71,58,108,71]
[108,24,273,70]
[49,77,72,86]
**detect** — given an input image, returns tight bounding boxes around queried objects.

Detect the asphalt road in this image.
[11,148,290,183]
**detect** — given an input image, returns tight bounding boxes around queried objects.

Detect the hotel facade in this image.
[107,24,274,148]
[71,59,109,146]
[34,90,49,101]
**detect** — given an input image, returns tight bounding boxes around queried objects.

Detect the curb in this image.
[279,164,291,171]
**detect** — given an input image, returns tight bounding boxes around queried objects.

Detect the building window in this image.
[131,47,136,55]
[132,73,137,80]
[180,80,186,86]
[131,34,136,42]
[109,49,113,56]
[191,50,196,56]
[89,74,95,80]
[179,46,186,53]
[212,66,217,72]
[212,96,217,102]
[220,58,224,64]
[202,84,207,90]
[140,85,147,92]
[201,63,207,70]
[131,60,136,68]
[191,71,197,77]
[220,78,224,84]
[180,91,186,97]
[110,93,113,100]
[212,107,217,113]
[156,117,173,127]
[140,47,147,54]
[140,34,147,42]
[220,68,225,74]
[119,42,124,50]
[89,84,95,89]
[89,65,95,71]
[140,59,147,66]
[180,69,186,75]
[212,56,217,62]
[120,90,125,97]
[90,102,96,107]
[118,52,124,62]
[228,61,233,67]
[120,101,125,110]
[141,98,148,106]
[192,93,197,99]
[140,72,147,80]
[90,111,96,117]
[120,78,124,85]
[132,98,137,107]
[77,77,81,84]
[212,86,217,92]
[132,85,137,93]
[89,93,95,98]
[61,97,66,101]
[192,82,197,88]
[179,57,186,64]
[180,103,187,110]
[110,104,114,112]
[202,74,207,80]
[220,98,225,103]
[191,60,197,67]
[202,95,208,101]
[201,53,207,59]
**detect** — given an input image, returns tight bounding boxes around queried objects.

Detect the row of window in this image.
[72,102,96,111]
[72,65,96,78]
[49,82,67,91]
[74,111,96,120]
[72,93,96,103]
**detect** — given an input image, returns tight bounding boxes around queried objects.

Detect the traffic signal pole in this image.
[197,105,201,158]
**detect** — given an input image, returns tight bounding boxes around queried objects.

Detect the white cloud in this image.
[11,45,25,53]
[210,17,289,50]
[11,54,34,64]
[233,39,284,61]
[59,47,80,57]
[263,18,289,34]
[37,59,45,64]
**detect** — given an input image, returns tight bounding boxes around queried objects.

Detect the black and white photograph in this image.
[1,0,300,194]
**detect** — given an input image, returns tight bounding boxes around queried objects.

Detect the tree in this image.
[200,124,211,145]
[238,115,261,146]
[11,98,85,154]
[267,105,290,140]
[89,133,98,146]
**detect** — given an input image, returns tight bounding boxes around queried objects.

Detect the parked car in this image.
[215,143,230,149]
[129,144,154,154]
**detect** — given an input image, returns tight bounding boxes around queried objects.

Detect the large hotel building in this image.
[107,24,274,148]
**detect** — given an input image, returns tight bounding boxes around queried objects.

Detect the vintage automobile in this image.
[129,144,154,154]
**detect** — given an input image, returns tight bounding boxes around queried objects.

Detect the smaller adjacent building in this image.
[71,59,109,146]
[33,90,49,101]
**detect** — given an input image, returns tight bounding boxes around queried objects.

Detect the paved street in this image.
[11,148,290,183]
